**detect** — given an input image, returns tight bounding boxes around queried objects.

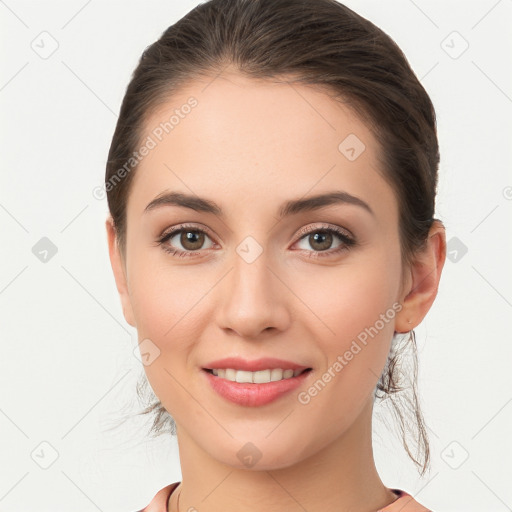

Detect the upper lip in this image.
[203,357,310,372]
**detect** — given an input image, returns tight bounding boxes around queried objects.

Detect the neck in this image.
[170,397,397,512]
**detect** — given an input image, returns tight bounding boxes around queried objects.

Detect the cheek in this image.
[293,247,401,347]
[331,269,399,347]
[291,247,401,415]
[126,248,211,388]
[128,244,210,337]
[127,261,208,419]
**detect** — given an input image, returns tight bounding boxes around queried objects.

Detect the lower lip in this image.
[203,369,311,407]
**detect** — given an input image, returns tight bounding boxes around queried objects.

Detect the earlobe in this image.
[105,217,136,327]
[395,220,446,333]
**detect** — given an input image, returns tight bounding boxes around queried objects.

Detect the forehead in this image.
[128,71,397,222]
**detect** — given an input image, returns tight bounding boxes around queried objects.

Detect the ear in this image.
[395,220,446,333]
[106,216,136,327]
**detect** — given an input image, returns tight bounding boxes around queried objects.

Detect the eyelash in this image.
[156,223,356,259]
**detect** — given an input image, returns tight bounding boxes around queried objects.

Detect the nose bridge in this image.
[233,246,272,304]
[216,236,289,337]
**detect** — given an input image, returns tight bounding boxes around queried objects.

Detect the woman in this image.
[105,0,446,510]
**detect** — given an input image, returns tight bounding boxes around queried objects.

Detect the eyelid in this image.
[294,222,354,241]
[159,222,216,241]
[156,223,218,257]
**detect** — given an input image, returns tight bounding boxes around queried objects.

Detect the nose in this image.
[215,247,291,339]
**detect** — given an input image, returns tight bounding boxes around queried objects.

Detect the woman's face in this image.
[115,71,410,469]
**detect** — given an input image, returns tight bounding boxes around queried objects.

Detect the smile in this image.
[202,357,313,406]
[205,368,308,383]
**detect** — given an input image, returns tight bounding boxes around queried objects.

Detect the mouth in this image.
[202,365,313,407]
[203,367,312,383]
[201,357,313,407]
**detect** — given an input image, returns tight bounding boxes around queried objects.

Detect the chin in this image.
[203,432,316,472]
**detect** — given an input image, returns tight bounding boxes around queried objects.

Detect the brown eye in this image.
[295,228,348,252]
[180,230,206,251]
[307,231,333,251]
[158,226,215,256]
[293,224,356,258]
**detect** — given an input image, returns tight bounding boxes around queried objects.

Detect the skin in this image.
[107,69,446,512]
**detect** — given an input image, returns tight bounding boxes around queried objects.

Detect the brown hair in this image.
[106,0,440,476]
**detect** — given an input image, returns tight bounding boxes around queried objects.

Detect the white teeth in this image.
[235,370,253,383]
[209,368,304,384]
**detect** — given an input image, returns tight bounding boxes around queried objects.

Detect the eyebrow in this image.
[144,190,374,218]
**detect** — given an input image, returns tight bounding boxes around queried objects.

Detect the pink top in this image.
[136,482,432,511]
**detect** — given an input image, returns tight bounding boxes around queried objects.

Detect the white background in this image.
[1,1,511,511]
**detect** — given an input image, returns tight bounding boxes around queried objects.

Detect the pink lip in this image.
[202,357,312,407]
[203,370,311,407]
[203,357,309,372]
